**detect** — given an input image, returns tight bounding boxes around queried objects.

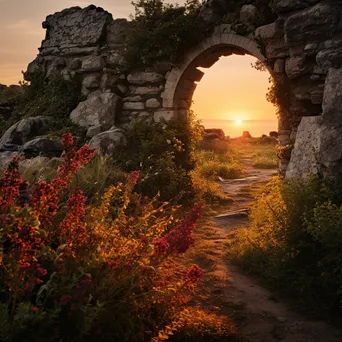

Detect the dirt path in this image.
[186,159,342,342]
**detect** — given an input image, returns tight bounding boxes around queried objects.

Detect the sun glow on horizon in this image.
[236,119,243,126]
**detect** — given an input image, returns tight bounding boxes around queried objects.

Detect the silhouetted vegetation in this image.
[124,0,208,68]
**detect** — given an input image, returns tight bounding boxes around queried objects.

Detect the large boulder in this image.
[240,5,262,28]
[20,138,64,158]
[242,131,252,139]
[0,151,17,170]
[89,128,127,155]
[273,0,320,13]
[204,128,225,140]
[70,92,119,133]
[286,116,322,178]
[319,68,342,174]
[0,116,52,151]
[199,0,229,24]
[284,3,340,50]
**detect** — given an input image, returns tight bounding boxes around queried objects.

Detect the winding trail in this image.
[186,159,342,341]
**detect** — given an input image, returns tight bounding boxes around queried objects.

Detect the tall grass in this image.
[191,140,242,204]
[227,176,342,316]
[231,139,278,169]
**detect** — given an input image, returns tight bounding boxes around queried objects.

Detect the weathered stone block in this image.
[89,128,127,155]
[154,110,176,122]
[70,92,119,130]
[69,58,82,69]
[107,51,126,66]
[127,72,164,85]
[273,59,285,73]
[81,56,105,72]
[255,23,276,40]
[285,56,310,79]
[122,102,145,110]
[0,116,53,151]
[146,98,161,109]
[131,86,161,96]
[86,124,104,138]
[274,0,320,13]
[285,3,340,48]
[318,68,342,172]
[101,73,119,91]
[20,138,64,158]
[240,5,262,27]
[286,116,322,178]
[83,74,101,89]
[41,6,112,48]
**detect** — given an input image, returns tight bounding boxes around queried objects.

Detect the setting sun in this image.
[236,119,243,126]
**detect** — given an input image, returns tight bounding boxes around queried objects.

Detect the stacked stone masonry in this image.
[12,1,342,177]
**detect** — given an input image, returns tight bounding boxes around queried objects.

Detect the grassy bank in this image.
[226,175,342,318]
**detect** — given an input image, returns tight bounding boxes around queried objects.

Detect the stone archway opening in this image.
[161,30,270,123]
[191,53,277,138]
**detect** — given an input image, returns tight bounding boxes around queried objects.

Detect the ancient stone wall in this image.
[17,1,342,178]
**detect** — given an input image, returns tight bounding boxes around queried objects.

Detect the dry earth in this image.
[185,159,342,342]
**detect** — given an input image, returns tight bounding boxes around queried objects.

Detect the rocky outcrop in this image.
[0,116,53,151]
[286,116,322,178]
[89,127,127,155]
[274,0,320,13]
[319,68,342,175]
[41,6,113,50]
[20,138,64,158]
[70,92,119,135]
[204,128,225,140]
[0,151,17,169]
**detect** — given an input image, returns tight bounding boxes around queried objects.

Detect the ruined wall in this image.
[19,1,342,178]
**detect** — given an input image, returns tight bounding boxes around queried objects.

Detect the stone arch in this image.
[161,25,267,121]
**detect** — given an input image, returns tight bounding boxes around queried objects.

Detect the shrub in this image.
[227,176,342,315]
[190,170,233,204]
[154,307,236,341]
[1,72,83,137]
[124,0,208,68]
[251,155,278,169]
[197,160,243,180]
[0,133,204,341]
[116,115,202,203]
[194,146,243,181]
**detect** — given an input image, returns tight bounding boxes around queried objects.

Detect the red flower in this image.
[186,264,203,283]
[153,203,203,256]
[127,171,140,185]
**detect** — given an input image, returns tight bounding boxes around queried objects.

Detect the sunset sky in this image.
[0,0,277,125]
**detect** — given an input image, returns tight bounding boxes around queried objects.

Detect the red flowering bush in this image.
[0,133,203,342]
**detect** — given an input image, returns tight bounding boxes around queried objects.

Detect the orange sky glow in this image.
[0,0,277,124]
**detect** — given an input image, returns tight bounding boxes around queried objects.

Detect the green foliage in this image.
[124,0,208,68]
[0,87,21,103]
[231,138,278,169]
[0,136,205,341]
[1,72,83,136]
[227,176,342,315]
[190,139,242,204]
[197,159,243,180]
[266,74,291,118]
[116,114,202,203]
[72,155,128,202]
[195,140,243,180]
